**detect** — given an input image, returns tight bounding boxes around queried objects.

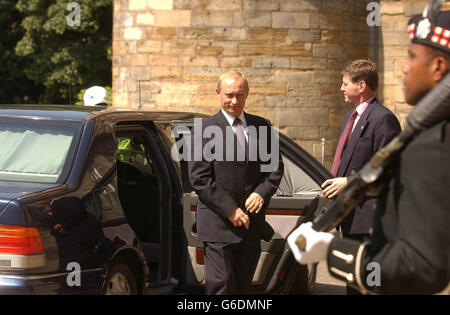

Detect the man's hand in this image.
[287,222,334,265]
[321,177,348,198]
[245,192,264,213]
[228,207,250,230]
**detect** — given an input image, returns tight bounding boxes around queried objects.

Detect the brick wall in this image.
[112,0,432,168]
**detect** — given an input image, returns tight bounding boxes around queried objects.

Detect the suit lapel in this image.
[216,110,231,128]
[244,112,258,137]
[338,99,377,176]
[245,112,263,161]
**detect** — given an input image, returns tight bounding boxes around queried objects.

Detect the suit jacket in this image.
[337,98,401,235]
[188,110,284,243]
[327,119,450,294]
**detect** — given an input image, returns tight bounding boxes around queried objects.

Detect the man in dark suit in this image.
[188,71,284,295]
[288,5,450,295]
[321,60,401,241]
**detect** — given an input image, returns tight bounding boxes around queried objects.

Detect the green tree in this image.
[0,0,42,104]
[15,0,112,104]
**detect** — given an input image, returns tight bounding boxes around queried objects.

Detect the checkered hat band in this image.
[408,23,416,40]
[408,24,450,50]
[431,26,450,48]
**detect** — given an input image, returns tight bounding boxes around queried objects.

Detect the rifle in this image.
[294,73,450,250]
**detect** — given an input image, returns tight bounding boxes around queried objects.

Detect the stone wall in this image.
[112,0,434,168]
[378,0,428,125]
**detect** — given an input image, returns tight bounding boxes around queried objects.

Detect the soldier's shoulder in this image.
[408,119,450,152]
[421,119,449,143]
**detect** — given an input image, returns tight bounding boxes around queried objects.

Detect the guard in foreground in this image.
[288,1,450,295]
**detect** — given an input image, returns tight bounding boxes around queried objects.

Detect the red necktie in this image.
[330,110,358,177]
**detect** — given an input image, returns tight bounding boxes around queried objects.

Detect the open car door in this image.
[175,122,333,293]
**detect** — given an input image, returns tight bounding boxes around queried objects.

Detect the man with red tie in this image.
[321,60,401,243]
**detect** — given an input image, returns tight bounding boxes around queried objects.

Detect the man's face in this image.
[217,75,248,118]
[340,74,361,106]
[402,43,436,105]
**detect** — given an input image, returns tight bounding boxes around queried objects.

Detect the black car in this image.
[0,105,332,294]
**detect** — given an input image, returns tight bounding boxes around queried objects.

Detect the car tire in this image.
[289,263,317,295]
[104,261,138,295]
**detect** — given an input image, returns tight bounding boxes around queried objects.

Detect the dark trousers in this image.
[203,237,261,295]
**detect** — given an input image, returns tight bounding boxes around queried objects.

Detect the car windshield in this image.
[0,117,81,184]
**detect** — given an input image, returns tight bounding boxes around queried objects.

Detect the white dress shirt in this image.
[352,96,374,133]
[221,108,248,141]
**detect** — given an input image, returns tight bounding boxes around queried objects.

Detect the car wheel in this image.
[290,263,317,295]
[105,262,138,295]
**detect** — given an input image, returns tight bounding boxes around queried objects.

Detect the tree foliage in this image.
[8,0,112,104]
[0,0,42,104]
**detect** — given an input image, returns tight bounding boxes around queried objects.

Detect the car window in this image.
[82,124,124,223]
[117,136,154,176]
[115,130,162,243]
[155,122,175,147]
[0,119,79,183]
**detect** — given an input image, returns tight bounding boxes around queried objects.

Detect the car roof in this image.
[0,104,207,122]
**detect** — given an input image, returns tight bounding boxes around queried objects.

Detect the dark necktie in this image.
[233,117,248,160]
[330,109,358,177]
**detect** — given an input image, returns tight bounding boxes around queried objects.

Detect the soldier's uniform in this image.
[326,10,450,294]
[328,119,450,294]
